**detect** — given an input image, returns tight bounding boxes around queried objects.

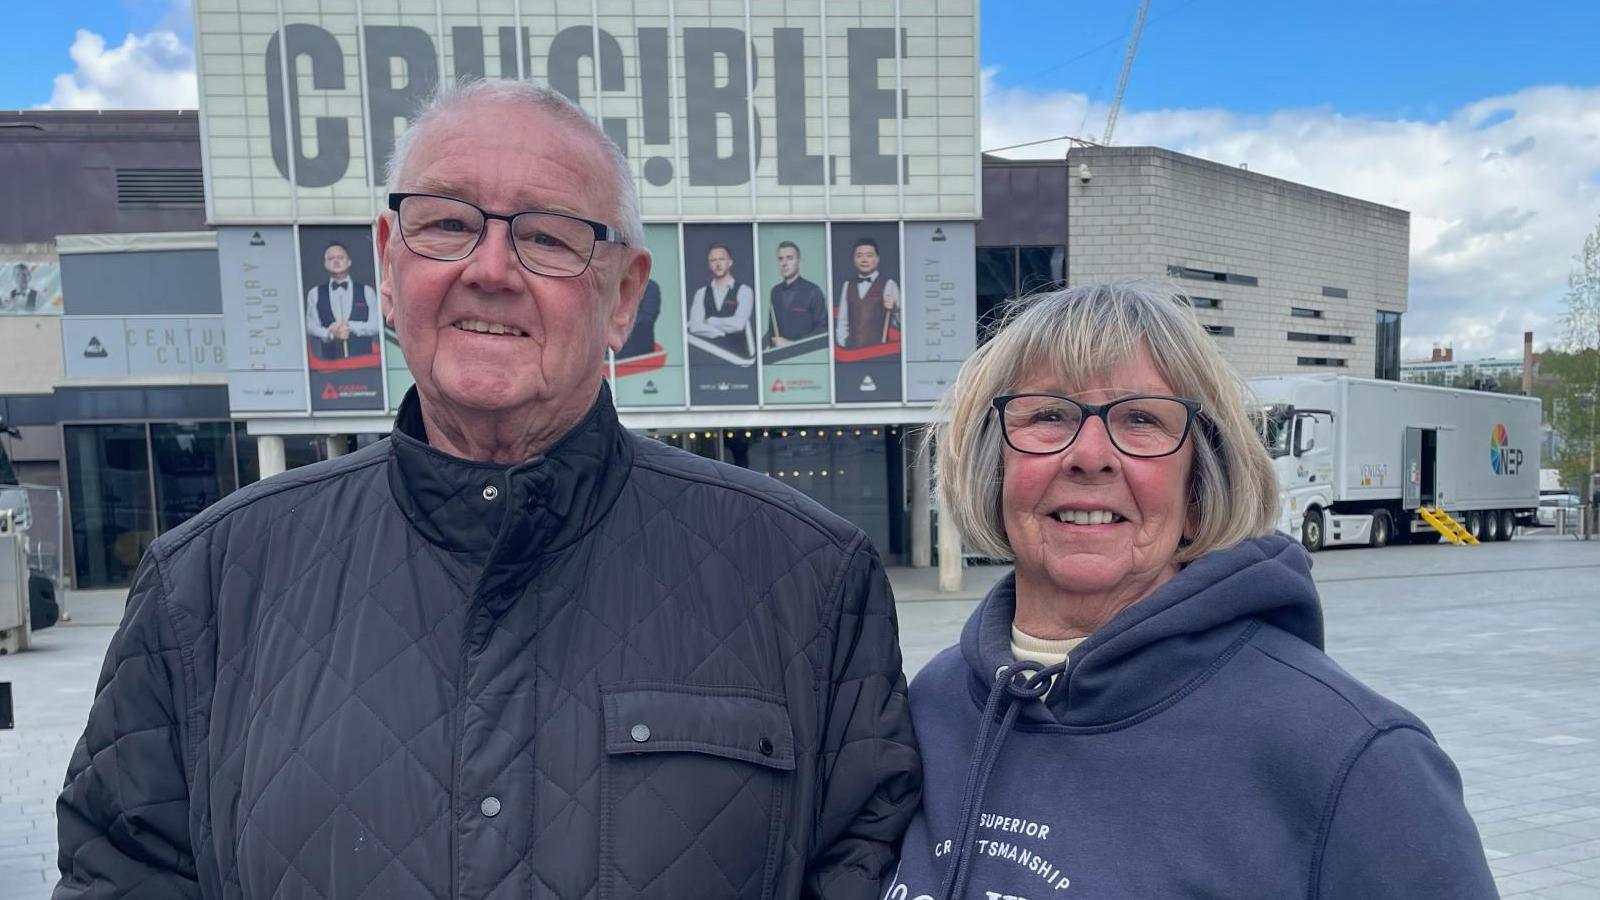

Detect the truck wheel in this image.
[1499,510,1516,541]
[1369,512,1391,548]
[1466,511,1484,541]
[1483,511,1501,542]
[1302,509,1325,552]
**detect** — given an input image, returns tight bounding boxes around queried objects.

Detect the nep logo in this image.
[1489,423,1524,475]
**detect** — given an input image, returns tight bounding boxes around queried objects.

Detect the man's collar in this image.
[388,383,634,564]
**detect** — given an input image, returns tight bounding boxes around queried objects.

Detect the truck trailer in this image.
[1247,375,1541,550]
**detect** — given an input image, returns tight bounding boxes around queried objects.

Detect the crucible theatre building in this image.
[199,0,982,566]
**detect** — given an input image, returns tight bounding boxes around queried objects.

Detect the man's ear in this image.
[606,247,653,352]
[376,211,397,326]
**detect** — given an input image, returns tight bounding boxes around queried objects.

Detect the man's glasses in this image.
[388,192,628,278]
[991,393,1202,458]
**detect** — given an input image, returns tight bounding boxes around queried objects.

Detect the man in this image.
[5,263,38,312]
[834,237,899,349]
[55,80,918,900]
[763,240,827,349]
[304,241,380,358]
[687,242,754,356]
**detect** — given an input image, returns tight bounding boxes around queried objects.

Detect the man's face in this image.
[708,247,732,280]
[776,246,799,281]
[324,246,352,280]
[377,100,649,418]
[853,245,879,274]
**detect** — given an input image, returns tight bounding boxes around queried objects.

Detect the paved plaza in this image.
[2,533,1597,898]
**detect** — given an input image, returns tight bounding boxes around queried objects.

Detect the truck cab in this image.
[1252,394,1336,546]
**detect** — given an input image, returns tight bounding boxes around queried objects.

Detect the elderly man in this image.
[54,80,919,900]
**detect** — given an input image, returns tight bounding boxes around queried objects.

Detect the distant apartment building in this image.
[1400,345,1529,389]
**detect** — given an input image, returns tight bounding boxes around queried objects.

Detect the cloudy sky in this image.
[5,0,1599,360]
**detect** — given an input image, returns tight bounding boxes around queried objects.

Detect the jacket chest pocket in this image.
[599,682,795,900]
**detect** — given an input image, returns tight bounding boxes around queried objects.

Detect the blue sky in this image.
[4,1,190,108]
[8,1,1596,123]
[982,1,1600,127]
[6,1,1600,359]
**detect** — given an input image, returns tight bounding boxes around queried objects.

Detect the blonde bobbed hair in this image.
[931,279,1279,564]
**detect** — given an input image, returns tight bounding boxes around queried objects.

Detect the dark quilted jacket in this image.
[54,386,921,899]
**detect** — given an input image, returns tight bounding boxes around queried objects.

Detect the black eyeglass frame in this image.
[387,192,628,278]
[990,392,1205,459]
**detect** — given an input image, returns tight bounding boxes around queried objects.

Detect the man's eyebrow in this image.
[405,177,466,197]
[402,179,585,217]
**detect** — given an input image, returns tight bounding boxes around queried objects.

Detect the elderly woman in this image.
[884,282,1496,899]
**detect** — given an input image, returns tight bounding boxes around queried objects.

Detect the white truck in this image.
[1540,468,1565,495]
[1248,375,1542,550]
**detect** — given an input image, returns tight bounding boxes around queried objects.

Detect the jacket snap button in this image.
[630,723,651,743]
[480,796,501,817]
[481,485,499,501]
[758,737,774,756]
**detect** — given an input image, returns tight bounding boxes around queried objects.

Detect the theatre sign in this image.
[197,0,978,414]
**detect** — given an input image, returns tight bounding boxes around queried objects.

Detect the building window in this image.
[1291,307,1323,318]
[1287,331,1354,344]
[976,245,1065,340]
[1018,246,1065,294]
[64,419,255,589]
[1321,286,1349,299]
[1375,311,1402,380]
[150,422,238,534]
[1297,357,1348,367]
[1203,324,1234,336]
[976,247,1019,338]
[234,423,260,485]
[64,424,154,590]
[1187,295,1221,309]
[1167,264,1257,286]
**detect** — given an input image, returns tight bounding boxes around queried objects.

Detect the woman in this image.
[884,282,1496,899]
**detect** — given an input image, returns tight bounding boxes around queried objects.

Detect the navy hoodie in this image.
[884,534,1497,899]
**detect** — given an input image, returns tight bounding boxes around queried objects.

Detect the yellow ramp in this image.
[1419,507,1478,545]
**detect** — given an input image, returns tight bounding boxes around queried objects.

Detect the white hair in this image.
[385,78,645,249]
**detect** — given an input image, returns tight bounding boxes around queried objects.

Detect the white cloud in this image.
[981,70,1600,359]
[45,28,197,110]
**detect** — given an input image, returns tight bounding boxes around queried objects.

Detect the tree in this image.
[1557,214,1600,496]
[1564,216,1600,351]
[1533,349,1599,487]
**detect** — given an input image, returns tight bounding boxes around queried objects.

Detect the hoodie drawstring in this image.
[940,659,1068,900]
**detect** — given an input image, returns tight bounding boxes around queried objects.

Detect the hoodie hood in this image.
[961,532,1323,727]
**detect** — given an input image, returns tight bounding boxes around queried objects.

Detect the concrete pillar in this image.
[937,485,963,593]
[324,435,349,459]
[258,435,287,478]
[909,431,931,568]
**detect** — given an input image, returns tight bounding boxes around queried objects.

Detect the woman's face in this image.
[1001,345,1195,613]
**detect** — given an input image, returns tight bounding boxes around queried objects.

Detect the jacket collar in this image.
[387,384,634,585]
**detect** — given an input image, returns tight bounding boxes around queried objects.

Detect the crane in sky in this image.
[1102,0,1152,145]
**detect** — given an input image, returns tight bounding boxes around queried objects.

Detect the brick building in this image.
[1054,145,1408,379]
